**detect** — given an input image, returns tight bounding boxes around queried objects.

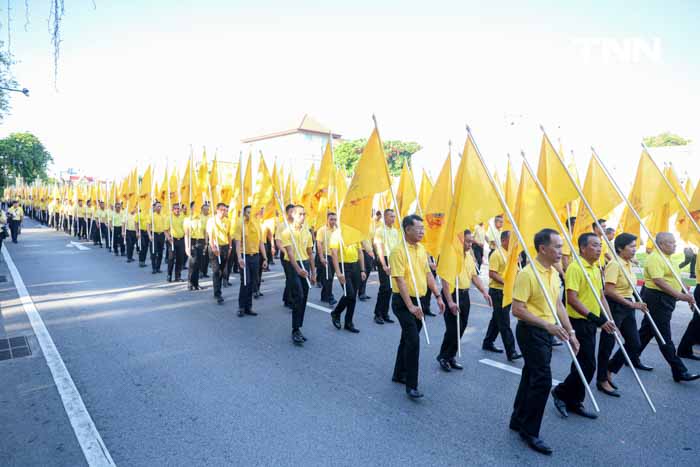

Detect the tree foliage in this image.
[643,132,691,147]
[334,139,422,177]
[0,44,17,123]
[0,133,54,190]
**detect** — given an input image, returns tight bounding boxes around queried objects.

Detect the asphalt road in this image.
[1,219,698,466]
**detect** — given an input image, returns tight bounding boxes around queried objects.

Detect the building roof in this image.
[241,114,341,143]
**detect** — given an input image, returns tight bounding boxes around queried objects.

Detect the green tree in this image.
[0,132,54,190]
[643,132,691,147]
[333,139,422,177]
[0,44,17,122]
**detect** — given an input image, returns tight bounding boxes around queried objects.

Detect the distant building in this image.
[241,114,342,180]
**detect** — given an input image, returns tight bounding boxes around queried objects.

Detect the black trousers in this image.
[281,255,293,306]
[113,228,125,255]
[9,220,20,243]
[421,269,437,313]
[511,321,553,438]
[358,251,374,296]
[638,287,688,377]
[151,232,165,271]
[167,238,185,279]
[554,318,597,407]
[226,243,238,280]
[200,245,209,276]
[374,257,392,318]
[472,243,484,273]
[210,245,229,298]
[316,255,335,302]
[286,260,310,330]
[678,287,700,355]
[138,230,150,263]
[392,294,423,390]
[78,218,88,239]
[125,230,137,259]
[91,220,101,245]
[332,262,361,326]
[100,223,110,249]
[604,299,643,376]
[188,239,205,287]
[438,288,470,361]
[239,254,260,311]
[483,288,517,356]
[679,254,696,278]
[265,239,274,265]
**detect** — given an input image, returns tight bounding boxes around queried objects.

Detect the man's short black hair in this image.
[384,208,395,216]
[534,228,559,252]
[402,214,423,231]
[501,230,511,242]
[592,218,606,229]
[605,227,615,235]
[578,232,597,250]
[327,211,337,218]
[614,232,637,254]
[243,204,251,211]
[285,204,295,213]
[566,216,576,231]
[463,229,472,236]
[216,202,226,209]
[494,214,504,221]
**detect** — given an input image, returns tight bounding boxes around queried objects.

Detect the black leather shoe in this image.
[331,313,341,329]
[678,352,700,361]
[254,292,261,299]
[519,433,553,456]
[298,331,307,342]
[167,275,172,282]
[359,295,371,301]
[482,343,504,353]
[188,285,194,291]
[508,352,523,361]
[551,389,568,418]
[392,376,406,384]
[238,309,245,317]
[344,325,360,334]
[673,372,700,383]
[424,310,436,317]
[329,298,337,306]
[292,330,304,346]
[448,359,463,370]
[569,404,598,419]
[508,420,520,432]
[216,297,224,305]
[634,362,654,372]
[596,382,620,397]
[406,388,424,399]
[382,315,394,323]
[139,262,146,268]
[127,258,134,263]
[437,357,451,372]
[374,316,385,325]
[244,310,258,316]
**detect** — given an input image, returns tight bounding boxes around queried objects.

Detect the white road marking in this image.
[2,247,115,466]
[69,241,90,251]
[479,358,560,385]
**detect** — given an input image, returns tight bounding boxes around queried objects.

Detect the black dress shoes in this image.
[238,309,245,317]
[328,298,337,306]
[374,316,385,325]
[216,297,224,305]
[424,309,436,317]
[437,357,451,372]
[392,375,407,384]
[448,359,463,370]
[673,372,700,383]
[292,330,304,346]
[519,432,553,456]
[359,294,371,301]
[482,343,504,353]
[382,315,395,324]
[678,352,700,361]
[344,325,360,333]
[331,313,341,329]
[406,388,424,399]
[551,389,568,418]
[569,404,598,419]
[634,362,654,371]
[244,310,258,316]
[508,352,523,361]
[596,382,620,397]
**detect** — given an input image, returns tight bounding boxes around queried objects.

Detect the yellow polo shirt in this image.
[644,251,682,292]
[513,259,560,324]
[112,211,125,228]
[448,250,478,293]
[374,225,399,257]
[390,242,430,297]
[281,225,313,261]
[232,218,263,254]
[138,212,151,231]
[186,215,205,240]
[329,230,359,264]
[473,224,486,245]
[170,214,185,238]
[604,259,634,298]
[316,225,336,254]
[565,258,603,319]
[489,248,507,290]
[151,212,169,233]
[206,216,230,245]
[126,213,137,230]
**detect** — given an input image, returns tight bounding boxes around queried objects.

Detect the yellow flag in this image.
[210,155,220,207]
[180,157,193,209]
[396,160,417,218]
[536,135,578,214]
[158,167,168,205]
[253,156,275,215]
[423,153,452,257]
[314,141,333,199]
[502,161,560,306]
[417,169,433,215]
[138,165,153,214]
[437,135,503,287]
[233,153,253,209]
[573,154,622,242]
[340,127,392,245]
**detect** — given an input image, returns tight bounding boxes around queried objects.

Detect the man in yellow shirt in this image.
[282,205,316,345]
[276,204,296,309]
[148,202,169,274]
[316,212,338,306]
[185,201,207,291]
[233,205,268,317]
[329,229,366,333]
[373,208,399,325]
[510,228,579,456]
[110,202,126,257]
[552,232,615,419]
[483,230,521,360]
[390,214,444,399]
[8,200,24,243]
[638,232,698,382]
[96,200,110,250]
[262,216,276,267]
[207,202,230,304]
[678,255,700,360]
[166,203,186,282]
[438,229,491,372]
[125,206,138,262]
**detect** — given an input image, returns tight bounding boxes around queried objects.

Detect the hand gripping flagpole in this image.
[467,125,600,413]
[593,147,700,319]
[523,144,655,413]
[374,115,429,345]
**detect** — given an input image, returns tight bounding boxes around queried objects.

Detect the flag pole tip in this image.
[539,124,545,132]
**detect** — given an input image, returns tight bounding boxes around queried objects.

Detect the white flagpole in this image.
[240,151,247,286]
[329,134,347,297]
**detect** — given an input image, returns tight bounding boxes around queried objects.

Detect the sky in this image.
[0,0,698,188]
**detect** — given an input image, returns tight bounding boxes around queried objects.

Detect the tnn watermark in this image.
[572,37,662,65]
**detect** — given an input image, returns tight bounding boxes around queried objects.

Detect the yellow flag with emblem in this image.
[572,154,622,242]
[423,153,452,257]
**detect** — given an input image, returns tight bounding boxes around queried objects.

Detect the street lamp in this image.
[0,86,29,97]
